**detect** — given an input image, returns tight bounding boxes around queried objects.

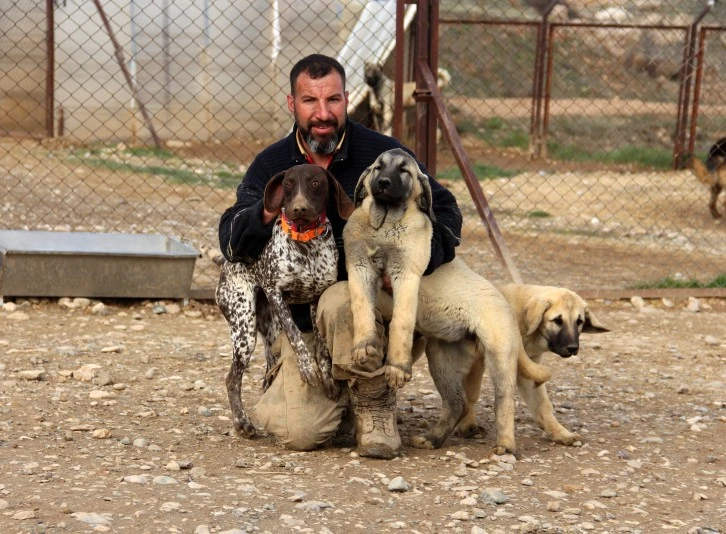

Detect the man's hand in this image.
[262,209,279,225]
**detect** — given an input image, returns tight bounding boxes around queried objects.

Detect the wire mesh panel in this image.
[0,0,724,296]
[0,0,48,137]
[438,0,725,290]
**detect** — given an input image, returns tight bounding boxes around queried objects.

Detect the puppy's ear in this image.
[524,297,551,336]
[353,165,372,207]
[325,169,355,220]
[263,170,287,213]
[417,172,436,221]
[583,307,609,333]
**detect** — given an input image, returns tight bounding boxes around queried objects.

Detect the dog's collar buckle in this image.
[279,210,328,242]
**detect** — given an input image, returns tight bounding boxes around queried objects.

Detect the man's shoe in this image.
[349,374,401,459]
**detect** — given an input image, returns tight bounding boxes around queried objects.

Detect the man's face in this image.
[287,71,348,155]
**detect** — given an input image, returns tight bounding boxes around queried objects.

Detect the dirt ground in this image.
[1,292,725,534]
[1,135,725,533]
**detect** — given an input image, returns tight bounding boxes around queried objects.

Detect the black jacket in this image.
[218,119,462,330]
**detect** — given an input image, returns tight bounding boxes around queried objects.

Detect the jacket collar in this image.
[290,121,350,167]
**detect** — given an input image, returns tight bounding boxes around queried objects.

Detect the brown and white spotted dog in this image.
[214,164,354,438]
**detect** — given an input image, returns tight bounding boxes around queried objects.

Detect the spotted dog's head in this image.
[264,165,354,226]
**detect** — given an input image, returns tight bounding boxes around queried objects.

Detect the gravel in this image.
[1,296,724,533]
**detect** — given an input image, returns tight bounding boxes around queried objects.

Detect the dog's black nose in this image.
[566,345,579,355]
[376,177,392,190]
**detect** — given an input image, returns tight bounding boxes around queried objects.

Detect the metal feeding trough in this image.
[0,231,198,300]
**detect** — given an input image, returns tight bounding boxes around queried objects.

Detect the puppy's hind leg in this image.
[411,338,476,449]
[482,340,518,455]
[455,352,485,438]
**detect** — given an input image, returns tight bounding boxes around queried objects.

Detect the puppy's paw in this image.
[410,435,435,449]
[551,431,583,446]
[351,339,380,366]
[455,422,484,439]
[491,441,516,457]
[384,364,411,389]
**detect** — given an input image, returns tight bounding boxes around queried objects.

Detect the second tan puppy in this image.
[404,258,552,454]
[344,148,434,389]
[454,283,609,445]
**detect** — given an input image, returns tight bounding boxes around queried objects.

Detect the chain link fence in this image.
[1,0,724,298]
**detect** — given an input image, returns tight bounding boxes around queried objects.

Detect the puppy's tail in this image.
[517,346,551,386]
[690,156,716,187]
[199,244,226,268]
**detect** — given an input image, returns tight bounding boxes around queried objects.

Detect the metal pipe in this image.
[92,0,161,149]
[414,0,431,169]
[529,0,559,159]
[393,0,405,140]
[687,26,708,159]
[419,61,522,283]
[541,22,557,160]
[45,0,55,138]
[673,0,715,168]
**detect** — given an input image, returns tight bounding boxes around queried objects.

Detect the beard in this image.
[296,113,345,155]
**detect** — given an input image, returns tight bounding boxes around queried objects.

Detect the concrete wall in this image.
[49,0,364,144]
[0,1,47,137]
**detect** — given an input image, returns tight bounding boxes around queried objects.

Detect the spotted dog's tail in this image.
[199,244,226,268]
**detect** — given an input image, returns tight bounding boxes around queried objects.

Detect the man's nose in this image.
[313,102,332,120]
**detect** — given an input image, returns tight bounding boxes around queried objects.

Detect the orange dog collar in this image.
[279,210,328,242]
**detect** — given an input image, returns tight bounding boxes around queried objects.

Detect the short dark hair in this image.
[289,54,346,95]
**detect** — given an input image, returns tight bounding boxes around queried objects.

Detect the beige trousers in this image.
[255,281,390,450]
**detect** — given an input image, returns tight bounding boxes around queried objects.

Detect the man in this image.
[219,54,462,459]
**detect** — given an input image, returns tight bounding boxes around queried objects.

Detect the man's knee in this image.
[280,426,331,451]
[318,281,351,321]
[255,337,347,451]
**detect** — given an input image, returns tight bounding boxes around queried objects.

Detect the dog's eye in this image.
[311,180,319,188]
[552,316,563,326]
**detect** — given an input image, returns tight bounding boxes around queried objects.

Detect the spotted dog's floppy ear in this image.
[416,169,436,221]
[353,165,373,207]
[263,170,287,213]
[323,168,355,220]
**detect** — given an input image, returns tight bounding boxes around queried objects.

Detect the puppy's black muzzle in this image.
[371,173,407,205]
[549,340,579,358]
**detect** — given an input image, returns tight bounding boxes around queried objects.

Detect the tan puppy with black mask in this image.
[453,284,609,445]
